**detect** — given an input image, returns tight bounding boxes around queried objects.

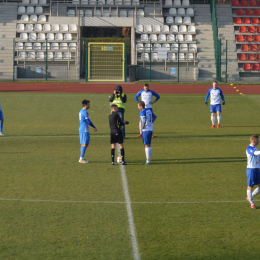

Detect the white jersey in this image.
[140,109,153,132]
[205,88,225,105]
[135,90,160,109]
[246,145,259,168]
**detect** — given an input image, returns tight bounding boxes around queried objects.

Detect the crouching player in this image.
[79,100,97,163]
[246,135,260,209]
[138,101,154,165]
[109,104,129,165]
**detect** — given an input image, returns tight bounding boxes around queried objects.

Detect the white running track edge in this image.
[117,144,140,260]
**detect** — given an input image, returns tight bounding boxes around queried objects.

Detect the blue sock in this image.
[80,146,87,158]
[0,122,3,133]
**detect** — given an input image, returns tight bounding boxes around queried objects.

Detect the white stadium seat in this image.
[17,24,25,31]
[144,25,152,33]
[103,9,110,17]
[98,0,105,4]
[124,0,131,5]
[175,16,182,24]
[60,43,68,50]
[21,15,29,21]
[43,24,51,31]
[141,53,149,61]
[29,33,37,40]
[167,34,175,42]
[162,25,169,33]
[119,10,127,17]
[154,43,161,51]
[47,52,54,59]
[30,15,38,22]
[180,43,188,51]
[165,0,172,6]
[162,43,171,51]
[69,43,77,50]
[171,43,178,51]
[136,25,143,33]
[38,15,46,22]
[168,53,176,61]
[77,10,84,16]
[107,0,114,4]
[170,25,178,33]
[174,0,181,6]
[72,0,80,3]
[166,16,174,24]
[145,43,151,51]
[64,33,72,40]
[27,7,34,14]
[26,24,34,31]
[20,32,28,40]
[132,0,139,5]
[51,43,59,50]
[179,25,187,32]
[22,0,30,4]
[111,10,118,17]
[128,10,136,17]
[182,0,190,6]
[38,33,45,40]
[28,52,36,59]
[85,9,93,17]
[185,34,193,41]
[150,34,158,42]
[33,43,41,50]
[39,0,47,4]
[42,42,50,49]
[115,0,122,5]
[18,6,26,14]
[16,42,24,50]
[31,0,39,4]
[63,52,72,60]
[52,24,60,31]
[69,24,77,31]
[60,24,69,32]
[183,16,191,24]
[178,8,185,15]
[141,34,148,42]
[151,53,158,62]
[19,52,26,59]
[34,24,42,31]
[137,9,144,17]
[55,33,63,41]
[95,9,102,17]
[81,0,88,4]
[136,43,143,52]
[189,43,197,51]
[25,42,32,49]
[188,25,195,33]
[89,0,97,4]
[55,52,63,59]
[187,53,194,60]
[68,10,75,17]
[153,25,161,33]
[169,8,177,15]
[158,34,166,42]
[186,8,194,16]
[178,53,185,60]
[47,33,55,40]
[176,34,184,41]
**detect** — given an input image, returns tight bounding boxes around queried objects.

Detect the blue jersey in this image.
[246,145,259,169]
[135,90,160,109]
[79,109,95,133]
[205,88,225,105]
[140,109,153,132]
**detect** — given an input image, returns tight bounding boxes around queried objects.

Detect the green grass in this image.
[1,92,260,259]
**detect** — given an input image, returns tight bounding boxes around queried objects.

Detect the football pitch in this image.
[1,92,260,259]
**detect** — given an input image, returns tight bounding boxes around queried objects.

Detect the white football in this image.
[117,157,122,163]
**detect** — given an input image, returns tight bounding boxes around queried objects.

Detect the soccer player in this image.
[135,84,160,137]
[79,100,97,163]
[246,135,260,209]
[205,80,225,128]
[0,101,6,137]
[109,104,128,165]
[138,101,153,165]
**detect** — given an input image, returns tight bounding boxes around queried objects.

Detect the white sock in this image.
[247,190,254,205]
[211,116,215,125]
[148,147,152,163]
[145,147,149,162]
[217,115,221,124]
[139,121,142,134]
[252,187,260,197]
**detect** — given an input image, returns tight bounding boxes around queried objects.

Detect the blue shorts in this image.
[142,131,152,145]
[79,132,90,145]
[210,104,221,113]
[0,110,3,120]
[247,168,260,187]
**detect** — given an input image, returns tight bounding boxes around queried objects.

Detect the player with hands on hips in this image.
[246,135,260,209]
[205,80,225,128]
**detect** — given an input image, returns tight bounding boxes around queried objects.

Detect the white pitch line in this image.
[117,144,140,260]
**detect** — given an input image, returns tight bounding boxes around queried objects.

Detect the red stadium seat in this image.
[250,44,258,51]
[234,17,242,24]
[239,53,247,61]
[257,26,260,33]
[241,0,248,6]
[249,0,256,7]
[232,0,239,6]
[256,54,260,61]
[243,63,251,70]
[248,26,255,33]
[252,17,259,24]
[236,35,244,42]
[243,17,251,24]
[254,9,260,15]
[245,35,253,41]
[241,44,249,51]
[246,9,253,15]
[258,0,260,6]
[254,35,260,41]
[247,54,255,61]
[237,9,244,15]
[239,26,247,33]
[252,63,260,70]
